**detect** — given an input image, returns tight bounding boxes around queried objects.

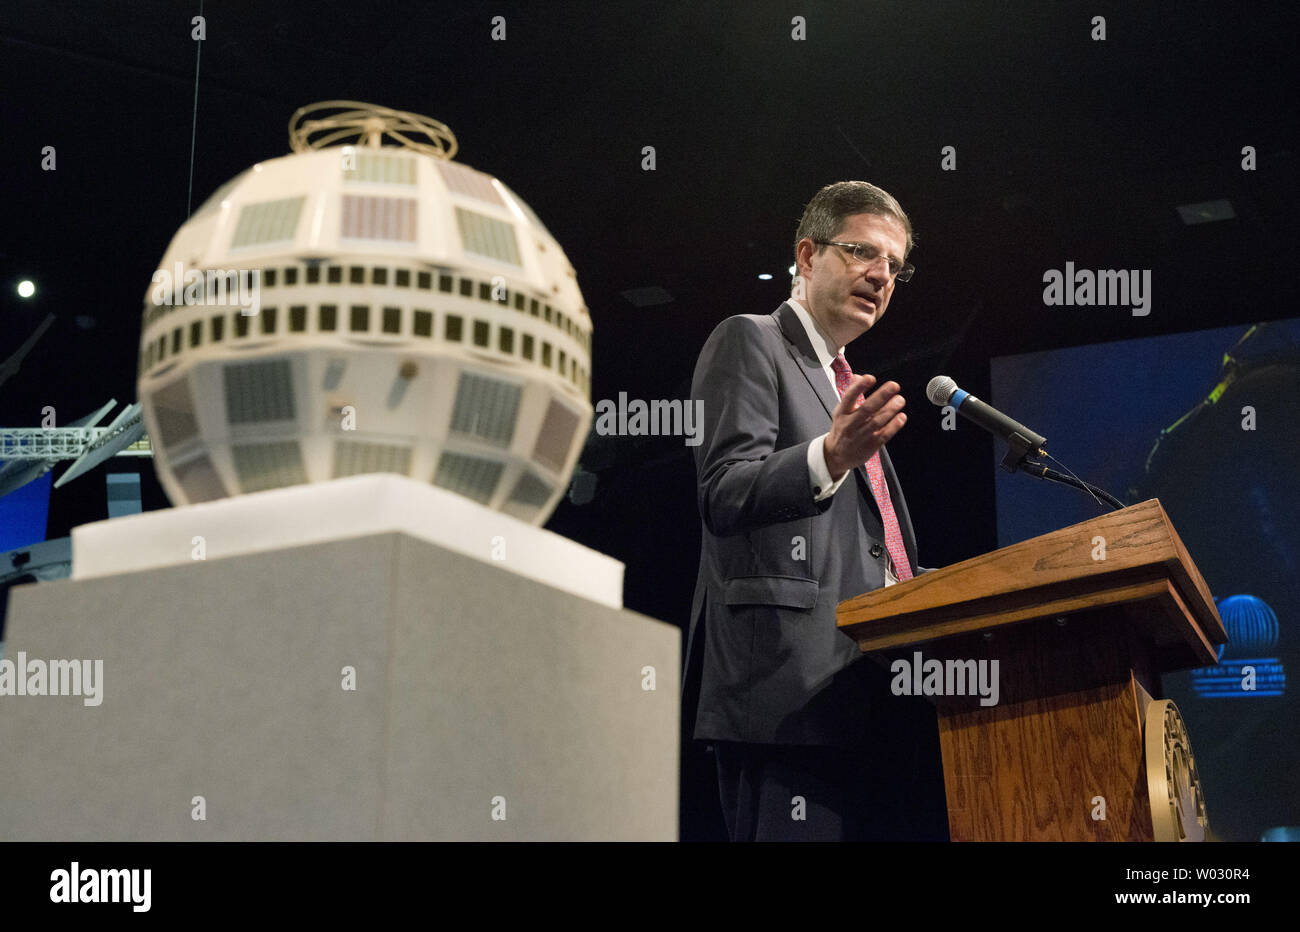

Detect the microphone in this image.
[926,375,1047,469]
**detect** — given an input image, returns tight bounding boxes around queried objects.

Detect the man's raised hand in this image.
[822,374,906,480]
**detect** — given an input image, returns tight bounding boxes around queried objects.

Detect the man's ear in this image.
[794,237,816,278]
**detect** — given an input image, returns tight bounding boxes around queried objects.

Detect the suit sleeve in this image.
[692,316,834,537]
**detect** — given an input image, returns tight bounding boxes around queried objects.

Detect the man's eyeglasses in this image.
[816,240,915,282]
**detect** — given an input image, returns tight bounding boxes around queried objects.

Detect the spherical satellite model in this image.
[138,101,592,525]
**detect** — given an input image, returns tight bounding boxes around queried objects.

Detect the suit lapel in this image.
[775,302,839,419]
[774,302,870,487]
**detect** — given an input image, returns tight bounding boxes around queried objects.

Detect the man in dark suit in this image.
[684,181,944,841]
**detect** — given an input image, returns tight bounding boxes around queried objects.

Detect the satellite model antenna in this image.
[288,101,458,158]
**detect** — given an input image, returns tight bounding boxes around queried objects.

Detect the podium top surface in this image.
[71,474,624,609]
[838,499,1226,669]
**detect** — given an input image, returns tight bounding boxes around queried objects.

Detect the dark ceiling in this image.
[2,0,1296,617]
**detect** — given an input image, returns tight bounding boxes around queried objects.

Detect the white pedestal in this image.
[0,479,679,840]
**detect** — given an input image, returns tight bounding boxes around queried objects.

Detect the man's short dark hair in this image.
[793,181,915,266]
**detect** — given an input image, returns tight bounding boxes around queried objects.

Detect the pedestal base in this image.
[0,525,678,840]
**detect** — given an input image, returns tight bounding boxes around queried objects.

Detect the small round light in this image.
[17,280,35,298]
[788,265,797,276]
[757,273,773,281]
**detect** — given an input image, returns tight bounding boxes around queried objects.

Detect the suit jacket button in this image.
[870,543,883,558]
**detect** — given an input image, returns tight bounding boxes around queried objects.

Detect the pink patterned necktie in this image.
[829,354,913,581]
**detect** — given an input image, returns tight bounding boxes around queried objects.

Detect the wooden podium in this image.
[837,500,1225,841]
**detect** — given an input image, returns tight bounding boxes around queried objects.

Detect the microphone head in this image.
[926,375,958,406]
